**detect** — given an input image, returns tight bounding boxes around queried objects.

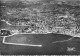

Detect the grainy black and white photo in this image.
[0,0,80,55]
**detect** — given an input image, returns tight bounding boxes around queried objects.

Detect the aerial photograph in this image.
[1,0,80,55]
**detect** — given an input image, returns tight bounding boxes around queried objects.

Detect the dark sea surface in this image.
[1,33,80,55]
